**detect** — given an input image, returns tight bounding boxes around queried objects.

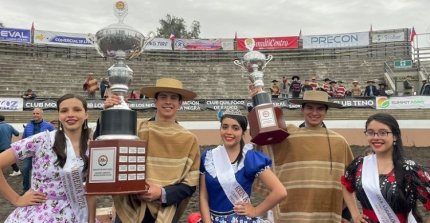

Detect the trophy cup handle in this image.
[233,59,243,68]
[142,31,156,49]
[262,54,273,69]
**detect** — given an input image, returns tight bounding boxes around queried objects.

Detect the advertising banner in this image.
[0,98,24,111]
[236,36,299,51]
[371,31,406,43]
[34,30,95,47]
[376,96,430,109]
[17,98,376,111]
[144,38,172,50]
[0,28,31,43]
[303,32,369,49]
[174,39,224,51]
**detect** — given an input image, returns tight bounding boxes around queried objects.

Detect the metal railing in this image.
[0,41,413,62]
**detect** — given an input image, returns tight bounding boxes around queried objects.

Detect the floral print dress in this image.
[6,130,85,223]
[341,155,430,223]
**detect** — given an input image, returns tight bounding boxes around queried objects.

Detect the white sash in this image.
[362,155,417,223]
[212,145,250,205]
[59,134,88,222]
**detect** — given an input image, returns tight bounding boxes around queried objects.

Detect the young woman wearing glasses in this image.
[341,113,430,223]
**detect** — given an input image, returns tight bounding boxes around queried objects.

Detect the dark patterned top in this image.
[341,155,430,222]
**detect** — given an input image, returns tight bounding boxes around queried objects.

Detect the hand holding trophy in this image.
[234,38,288,145]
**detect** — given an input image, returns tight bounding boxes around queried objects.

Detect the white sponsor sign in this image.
[372,31,405,43]
[34,30,95,47]
[144,38,172,50]
[376,96,430,109]
[0,98,23,111]
[303,32,369,49]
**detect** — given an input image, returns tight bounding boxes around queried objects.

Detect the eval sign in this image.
[0,28,31,43]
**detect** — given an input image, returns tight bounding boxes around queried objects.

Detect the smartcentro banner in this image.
[376,96,430,109]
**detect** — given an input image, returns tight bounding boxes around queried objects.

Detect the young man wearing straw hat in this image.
[253,89,354,223]
[104,78,200,223]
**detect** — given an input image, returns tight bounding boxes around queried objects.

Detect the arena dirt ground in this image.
[1,146,430,222]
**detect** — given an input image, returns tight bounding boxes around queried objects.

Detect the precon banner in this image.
[303,32,369,49]
[0,28,31,43]
[237,36,299,51]
[34,30,95,47]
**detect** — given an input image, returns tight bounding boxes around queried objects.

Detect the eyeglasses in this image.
[364,130,392,138]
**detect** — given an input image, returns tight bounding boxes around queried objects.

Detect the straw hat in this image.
[352,80,359,83]
[289,90,342,108]
[141,78,197,101]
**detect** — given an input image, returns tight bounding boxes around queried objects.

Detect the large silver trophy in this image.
[87,1,154,195]
[234,38,288,145]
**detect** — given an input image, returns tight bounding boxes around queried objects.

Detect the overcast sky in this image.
[0,0,428,39]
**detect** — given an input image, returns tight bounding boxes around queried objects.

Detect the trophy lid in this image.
[94,1,146,59]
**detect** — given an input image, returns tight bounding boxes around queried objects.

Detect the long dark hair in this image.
[220,114,248,164]
[52,94,90,174]
[365,113,422,222]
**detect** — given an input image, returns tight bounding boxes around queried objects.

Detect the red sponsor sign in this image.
[237,36,299,51]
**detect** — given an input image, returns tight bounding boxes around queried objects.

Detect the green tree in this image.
[156,14,200,39]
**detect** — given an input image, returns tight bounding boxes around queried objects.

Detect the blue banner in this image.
[0,28,31,43]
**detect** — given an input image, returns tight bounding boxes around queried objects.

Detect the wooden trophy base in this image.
[247,103,289,145]
[86,139,148,195]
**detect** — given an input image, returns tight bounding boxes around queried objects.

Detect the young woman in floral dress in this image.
[0,94,96,222]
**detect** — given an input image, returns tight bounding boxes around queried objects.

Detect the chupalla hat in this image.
[141,78,197,101]
[289,90,342,108]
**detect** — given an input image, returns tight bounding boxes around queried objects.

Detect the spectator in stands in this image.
[327,80,337,97]
[249,88,353,223]
[21,107,55,193]
[102,78,200,223]
[0,94,96,222]
[199,109,287,222]
[83,73,99,99]
[100,77,109,99]
[270,80,281,99]
[364,80,378,97]
[335,80,347,98]
[322,78,331,92]
[378,82,388,96]
[289,76,302,98]
[0,115,21,177]
[21,89,36,100]
[310,77,319,90]
[420,79,430,96]
[127,89,140,100]
[280,76,289,98]
[301,79,313,93]
[350,80,362,97]
[403,75,414,96]
[342,113,430,223]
